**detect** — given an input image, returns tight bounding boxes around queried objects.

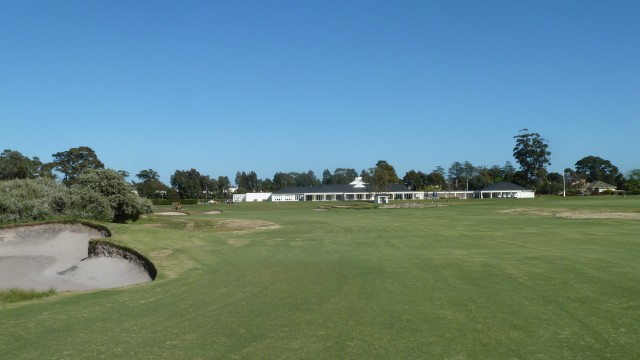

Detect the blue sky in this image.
[2,1,638,184]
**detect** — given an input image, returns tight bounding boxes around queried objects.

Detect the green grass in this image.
[1,197,639,359]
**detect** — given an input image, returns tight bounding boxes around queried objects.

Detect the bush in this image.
[74,169,153,223]
[65,187,114,221]
[0,171,152,224]
[0,178,63,223]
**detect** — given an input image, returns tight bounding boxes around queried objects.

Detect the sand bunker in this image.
[205,210,223,215]
[0,223,152,291]
[156,212,188,216]
[500,208,640,220]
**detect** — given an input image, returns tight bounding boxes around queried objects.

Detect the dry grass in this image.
[499,207,640,220]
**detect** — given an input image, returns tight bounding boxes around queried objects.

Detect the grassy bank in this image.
[1,196,639,359]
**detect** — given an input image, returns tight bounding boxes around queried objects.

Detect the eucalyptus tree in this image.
[51,146,105,185]
[512,129,551,189]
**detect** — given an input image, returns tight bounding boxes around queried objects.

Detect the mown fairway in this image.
[1,197,639,359]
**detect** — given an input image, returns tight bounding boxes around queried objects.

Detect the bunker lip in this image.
[0,223,154,292]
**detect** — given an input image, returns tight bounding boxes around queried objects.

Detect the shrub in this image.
[0,171,152,224]
[0,178,63,223]
[65,187,114,221]
[74,169,153,223]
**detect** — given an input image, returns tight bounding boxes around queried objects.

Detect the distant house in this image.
[586,181,616,193]
[477,182,535,199]
[271,177,423,202]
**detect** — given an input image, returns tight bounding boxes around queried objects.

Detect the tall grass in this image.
[0,288,56,304]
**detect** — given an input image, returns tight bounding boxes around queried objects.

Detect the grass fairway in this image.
[1,197,639,359]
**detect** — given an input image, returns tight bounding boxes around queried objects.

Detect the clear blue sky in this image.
[2,1,638,184]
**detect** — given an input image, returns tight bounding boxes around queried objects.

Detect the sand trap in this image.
[0,224,152,291]
[156,212,188,216]
[204,210,223,215]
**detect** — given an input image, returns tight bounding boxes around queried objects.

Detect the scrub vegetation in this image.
[1,197,639,359]
[0,170,152,224]
[0,288,56,304]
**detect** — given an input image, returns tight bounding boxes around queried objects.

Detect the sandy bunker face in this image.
[0,224,152,291]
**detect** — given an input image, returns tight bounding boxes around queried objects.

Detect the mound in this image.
[0,223,152,291]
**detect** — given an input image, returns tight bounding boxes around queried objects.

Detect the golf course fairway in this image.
[1,197,639,359]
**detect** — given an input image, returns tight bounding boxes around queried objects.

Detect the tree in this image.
[512,129,551,189]
[332,168,357,184]
[322,169,333,185]
[216,176,231,198]
[448,161,465,190]
[487,165,504,183]
[403,170,428,191]
[117,170,130,180]
[541,172,565,195]
[136,179,171,199]
[74,169,152,223]
[295,170,320,187]
[134,169,171,199]
[0,149,45,180]
[370,160,400,192]
[235,171,260,193]
[360,169,371,183]
[171,169,207,199]
[624,169,640,194]
[273,172,295,190]
[468,166,493,190]
[574,156,620,185]
[502,161,516,182]
[136,169,160,182]
[261,178,275,192]
[426,170,446,190]
[51,146,105,185]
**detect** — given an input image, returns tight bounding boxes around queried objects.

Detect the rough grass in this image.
[1,197,639,359]
[0,288,56,304]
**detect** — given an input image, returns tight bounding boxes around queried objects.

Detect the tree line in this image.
[1,130,639,214]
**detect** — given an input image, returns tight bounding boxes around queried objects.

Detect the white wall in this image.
[233,193,272,202]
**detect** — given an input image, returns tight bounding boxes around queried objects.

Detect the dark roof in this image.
[481,182,532,191]
[273,183,411,194]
